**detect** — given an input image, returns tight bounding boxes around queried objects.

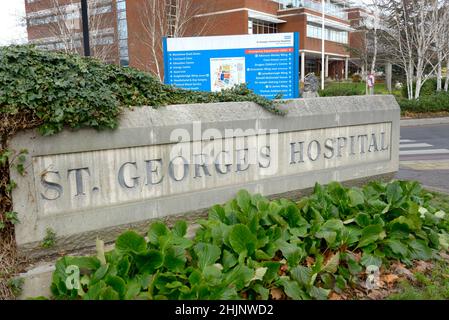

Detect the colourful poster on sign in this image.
[163,33,300,99]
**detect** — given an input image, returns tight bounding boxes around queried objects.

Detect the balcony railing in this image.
[277,0,348,20]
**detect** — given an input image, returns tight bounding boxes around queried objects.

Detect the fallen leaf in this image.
[329,292,343,300]
[353,252,362,262]
[391,263,415,281]
[270,288,285,300]
[440,252,449,261]
[413,260,433,273]
[306,256,315,267]
[382,274,399,285]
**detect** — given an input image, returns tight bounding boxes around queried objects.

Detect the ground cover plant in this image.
[0,45,281,299]
[388,258,449,300]
[50,180,449,300]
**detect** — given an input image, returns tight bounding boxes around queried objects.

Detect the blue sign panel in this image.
[163,33,300,99]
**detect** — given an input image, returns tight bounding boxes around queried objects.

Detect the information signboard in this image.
[163,33,300,99]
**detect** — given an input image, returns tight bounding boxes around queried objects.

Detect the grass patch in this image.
[386,190,449,300]
[388,259,449,300]
[318,82,401,97]
[428,191,449,218]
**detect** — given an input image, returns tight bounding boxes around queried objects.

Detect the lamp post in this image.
[321,0,325,90]
[81,0,91,56]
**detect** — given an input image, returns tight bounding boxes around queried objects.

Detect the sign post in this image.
[367,73,375,95]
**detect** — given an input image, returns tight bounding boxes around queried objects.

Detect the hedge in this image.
[398,92,449,113]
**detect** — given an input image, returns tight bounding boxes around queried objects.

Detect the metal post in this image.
[301,51,305,83]
[321,0,325,90]
[81,0,91,56]
[345,57,349,80]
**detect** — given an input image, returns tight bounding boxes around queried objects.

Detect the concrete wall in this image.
[9,96,400,258]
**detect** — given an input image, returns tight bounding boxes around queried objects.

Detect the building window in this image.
[248,19,278,34]
[116,0,129,66]
[305,59,317,74]
[306,23,348,44]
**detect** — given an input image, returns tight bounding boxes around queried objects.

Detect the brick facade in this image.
[25,0,367,80]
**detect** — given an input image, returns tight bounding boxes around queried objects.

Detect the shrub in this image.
[319,83,365,97]
[398,92,449,113]
[401,78,438,98]
[50,180,449,300]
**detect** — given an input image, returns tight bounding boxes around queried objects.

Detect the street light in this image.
[321,0,325,90]
[81,0,90,56]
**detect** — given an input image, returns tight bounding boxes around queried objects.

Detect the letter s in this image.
[41,170,63,201]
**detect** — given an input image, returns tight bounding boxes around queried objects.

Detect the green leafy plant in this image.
[50,180,449,300]
[8,277,24,297]
[398,92,449,114]
[41,228,57,249]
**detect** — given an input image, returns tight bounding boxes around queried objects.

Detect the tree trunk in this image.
[406,62,414,100]
[445,57,449,92]
[437,51,442,91]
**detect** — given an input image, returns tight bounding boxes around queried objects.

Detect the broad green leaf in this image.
[360,253,382,268]
[188,269,202,286]
[262,261,281,283]
[355,213,371,227]
[386,182,403,204]
[222,250,238,270]
[202,265,222,285]
[163,246,186,272]
[83,280,106,300]
[224,264,254,291]
[251,283,269,300]
[173,220,187,237]
[347,257,362,275]
[276,240,303,267]
[278,277,306,300]
[116,255,131,277]
[105,275,126,299]
[290,265,312,287]
[358,224,385,248]
[348,188,364,207]
[116,231,146,254]
[408,239,432,260]
[229,224,257,255]
[315,219,344,247]
[124,280,141,300]
[209,205,226,222]
[148,222,169,246]
[99,286,120,300]
[309,286,330,300]
[63,256,101,271]
[384,239,409,258]
[281,204,301,228]
[193,242,221,270]
[236,189,252,214]
[90,264,110,284]
[390,215,422,232]
[135,250,164,274]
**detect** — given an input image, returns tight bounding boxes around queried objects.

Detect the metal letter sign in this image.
[163,33,300,99]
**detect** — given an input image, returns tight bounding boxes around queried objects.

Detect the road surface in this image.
[396,124,449,192]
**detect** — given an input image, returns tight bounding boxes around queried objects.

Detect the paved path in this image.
[395,124,449,193]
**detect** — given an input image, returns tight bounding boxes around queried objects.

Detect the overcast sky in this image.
[0,0,27,46]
